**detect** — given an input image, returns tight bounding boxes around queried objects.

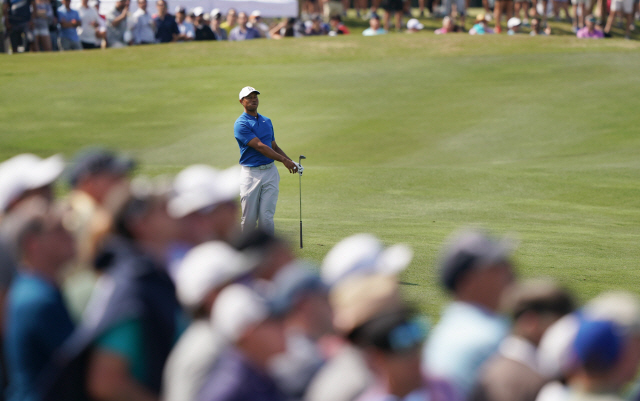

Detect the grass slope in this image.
[1,34,639,316]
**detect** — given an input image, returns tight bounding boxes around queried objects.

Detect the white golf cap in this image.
[407,18,424,30]
[168,164,240,219]
[0,153,64,212]
[507,17,522,28]
[176,241,252,310]
[321,233,413,286]
[239,86,260,100]
[212,283,271,342]
[583,291,640,335]
[210,7,221,16]
[537,313,581,379]
[192,6,204,16]
[250,9,261,17]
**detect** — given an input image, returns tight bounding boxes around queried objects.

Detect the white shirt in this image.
[77,5,103,44]
[131,8,155,44]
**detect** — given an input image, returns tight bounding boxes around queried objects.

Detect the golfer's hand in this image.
[283,158,298,174]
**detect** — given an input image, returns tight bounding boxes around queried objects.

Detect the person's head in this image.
[210,8,221,24]
[114,179,178,260]
[349,306,427,397]
[232,229,295,280]
[442,16,453,29]
[82,0,89,7]
[406,18,423,32]
[62,0,71,9]
[238,86,260,113]
[501,279,574,346]
[226,8,237,24]
[237,11,248,28]
[115,0,127,11]
[507,17,521,32]
[439,229,516,311]
[156,0,166,15]
[137,0,147,11]
[329,14,341,28]
[271,262,333,339]
[475,13,487,25]
[0,153,64,216]
[4,197,75,279]
[531,17,541,32]
[311,15,322,29]
[193,6,204,23]
[585,14,596,30]
[213,284,287,368]
[68,147,135,206]
[369,13,380,30]
[176,241,252,318]
[168,165,241,244]
[249,10,261,24]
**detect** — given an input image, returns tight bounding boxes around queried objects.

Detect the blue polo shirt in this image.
[57,6,81,41]
[154,13,180,43]
[234,112,275,167]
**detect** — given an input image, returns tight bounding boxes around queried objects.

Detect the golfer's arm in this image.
[247,138,291,163]
[271,141,292,161]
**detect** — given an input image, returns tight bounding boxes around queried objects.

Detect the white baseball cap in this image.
[0,154,64,212]
[210,7,221,17]
[167,164,240,218]
[407,18,424,30]
[212,283,271,342]
[176,241,252,310]
[250,9,261,17]
[321,233,413,286]
[507,17,522,28]
[192,6,204,16]
[239,86,260,100]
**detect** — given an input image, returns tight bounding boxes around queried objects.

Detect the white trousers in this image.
[240,163,280,235]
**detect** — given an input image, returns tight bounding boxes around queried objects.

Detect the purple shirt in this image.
[198,347,285,401]
[577,27,604,38]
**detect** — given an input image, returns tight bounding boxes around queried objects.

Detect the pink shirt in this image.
[577,27,604,38]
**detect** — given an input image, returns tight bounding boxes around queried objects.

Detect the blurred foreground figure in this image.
[422,229,516,397]
[305,234,413,401]
[472,279,575,401]
[198,284,287,401]
[3,198,75,401]
[42,182,184,401]
[163,241,252,401]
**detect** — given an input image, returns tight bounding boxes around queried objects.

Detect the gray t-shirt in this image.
[106,7,127,45]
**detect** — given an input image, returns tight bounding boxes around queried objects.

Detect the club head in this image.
[299,155,306,161]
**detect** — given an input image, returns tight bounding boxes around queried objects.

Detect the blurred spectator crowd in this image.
[0,148,639,401]
[1,0,636,53]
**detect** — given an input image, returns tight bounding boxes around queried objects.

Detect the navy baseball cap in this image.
[439,229,515,292]
[67,147,136,187]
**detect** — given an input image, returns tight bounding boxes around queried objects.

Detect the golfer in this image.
[234,86,298,234]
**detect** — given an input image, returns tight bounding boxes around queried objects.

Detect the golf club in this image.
[299,155,306,249]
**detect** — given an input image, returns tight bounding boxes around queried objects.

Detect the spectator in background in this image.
[507,16,522,33]
[3,198,76,401]
[604,0,633,38]
[529,16,551,34]
[232,229,295,281]
[78,0,104,48]
[362,13,387,35]
[131,0,155,44]
[248,10,269,37]
[305,15,328,35]
[163,242,252,401]
[2,0,34,52]
[32,0,54,51]
[422,229,515,398]
[577,14,603,37]
[106,0,129,47]
[328,14,350,34]
[571,0,586,31]
[406,17,424,32]
[154,0,178,42]
[380,0,404,31]
[193,7,215,40]
[57,0,82,50]
[494,0,514,33]
[198,284,288,401]
[471,279,574,401]
[220,7,236,34]
[269,17,298,38]
[514,0,530,27]
[435,16,461,33]
[228,11,261,40]
[209,8,227,39]
[175,6,194,40]
[469,13,494,33]
[443,0,466,33]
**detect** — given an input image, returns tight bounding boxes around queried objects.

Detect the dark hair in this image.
[349,307,427,353]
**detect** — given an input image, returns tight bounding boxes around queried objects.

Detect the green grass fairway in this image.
[1,34,639,316]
